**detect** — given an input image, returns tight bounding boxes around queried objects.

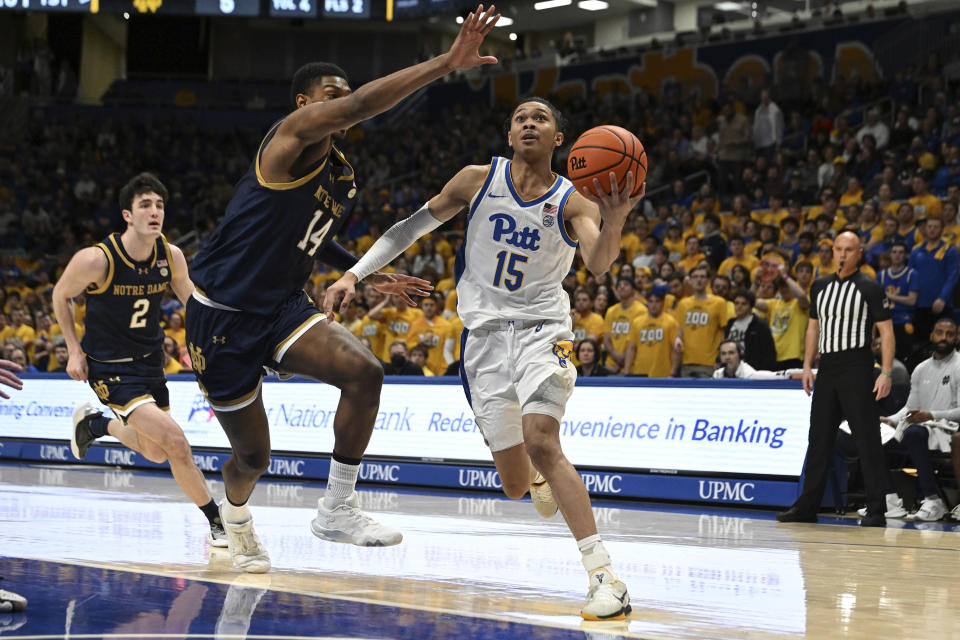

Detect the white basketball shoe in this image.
[580,568,631,621]
[219,502,271,573]
[530,471,559,518]
[310,493,402,547]
[857,493,907,518]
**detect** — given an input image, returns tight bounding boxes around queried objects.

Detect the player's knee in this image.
[160,431,193,462]
[359,352,384,388]
[235,450,270,476]
[524,437,560,470]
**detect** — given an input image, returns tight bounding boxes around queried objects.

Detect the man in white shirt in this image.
[881,318,960,521]
[856,109,890,150]
[753,89,784,159]
[713,340,799,380]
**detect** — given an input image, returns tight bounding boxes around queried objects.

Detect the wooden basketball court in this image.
[1,463,958,639]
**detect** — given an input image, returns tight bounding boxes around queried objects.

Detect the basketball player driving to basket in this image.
[323,98,645,620]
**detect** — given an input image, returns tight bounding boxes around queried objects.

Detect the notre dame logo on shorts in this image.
[552,341,574,369]
[92,379,110,401]
[188,343,206,376]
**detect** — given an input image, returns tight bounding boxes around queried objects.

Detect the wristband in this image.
[881,370,892,378]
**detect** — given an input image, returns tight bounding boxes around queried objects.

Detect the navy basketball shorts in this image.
[185,290,324,412]
[86,351,169,423]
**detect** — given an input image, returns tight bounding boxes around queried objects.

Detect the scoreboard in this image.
[0,0,94,12]
[0,0,370,16]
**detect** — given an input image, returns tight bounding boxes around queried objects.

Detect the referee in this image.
[777,231,894,527]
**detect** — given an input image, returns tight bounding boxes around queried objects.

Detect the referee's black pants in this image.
[793,360,886,516]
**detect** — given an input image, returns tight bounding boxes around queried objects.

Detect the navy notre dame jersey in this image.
[190,119,358,313]
[82,233,173,361]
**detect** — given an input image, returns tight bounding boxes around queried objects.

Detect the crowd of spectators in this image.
[3,47,960,381]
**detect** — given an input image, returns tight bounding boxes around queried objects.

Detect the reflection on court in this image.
[1,463,958,639]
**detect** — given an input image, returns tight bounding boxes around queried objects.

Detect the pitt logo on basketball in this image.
[570,155,587,171]
[489,213,541,251]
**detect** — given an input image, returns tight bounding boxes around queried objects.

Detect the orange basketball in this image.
[567,125,647,198]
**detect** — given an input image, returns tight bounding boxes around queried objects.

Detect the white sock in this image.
[222,500,251,524]
[323,459,360,508]
[578,534,612,574]
[885,493,899,501]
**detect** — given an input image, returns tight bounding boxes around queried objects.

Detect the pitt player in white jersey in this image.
[324,98,644,620]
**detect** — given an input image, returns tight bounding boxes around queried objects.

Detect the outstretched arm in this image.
[262,5,499,181]
[321,165,489,319]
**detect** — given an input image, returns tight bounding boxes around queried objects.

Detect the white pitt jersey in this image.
[455,156,578,330]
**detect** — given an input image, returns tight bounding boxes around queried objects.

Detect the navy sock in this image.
[199,499,220,525]
[88,415,112,438]
[332,452,363,466]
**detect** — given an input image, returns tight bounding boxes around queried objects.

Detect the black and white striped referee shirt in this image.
[810,271,891,363]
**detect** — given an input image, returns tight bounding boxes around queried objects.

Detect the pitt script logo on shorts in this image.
[552,341,574,368]
[489,213,541,251]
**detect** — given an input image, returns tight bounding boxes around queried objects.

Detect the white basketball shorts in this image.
[459,319,577,452]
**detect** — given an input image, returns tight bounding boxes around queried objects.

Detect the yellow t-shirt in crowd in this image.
[378,307,424,362]
[572,311,605,343]
[572,310,605,366]
[434,236,453,260]
[839,189,863,206]
[909,194,942,218]
[405,315,452,377]
[675,294,727,366]
[435,277,456,295]
[620,232,643,263]
[603,299,647,369]
[814,261,837,278]
[943,224,960,246]
[164,357,183,374]
[627,312,679,377]
[678,253,707,274]
[763,298,809,363]
[353,316,386,361]
[164,327,186,348]
[717,255,760,277]
[663,236,685,258]
[752,208,789,226]
[447,314,464,362]
[443,289,458,317]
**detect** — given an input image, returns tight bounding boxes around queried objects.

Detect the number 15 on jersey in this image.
[492,250,527,292]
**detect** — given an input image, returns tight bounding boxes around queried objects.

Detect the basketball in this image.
[567,125,646,198]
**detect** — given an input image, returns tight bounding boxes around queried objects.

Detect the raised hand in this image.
[366,272,434,307]
[446,4,501,71]
[581,171,646,225]
[0,359,23,399]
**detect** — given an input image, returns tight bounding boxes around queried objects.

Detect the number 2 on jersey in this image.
[492,250,527,292]
[298,210,334,257]
[130,298,149,329]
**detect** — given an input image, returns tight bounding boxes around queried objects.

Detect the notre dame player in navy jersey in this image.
[184,5,501,573]
[52,173,227,548]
